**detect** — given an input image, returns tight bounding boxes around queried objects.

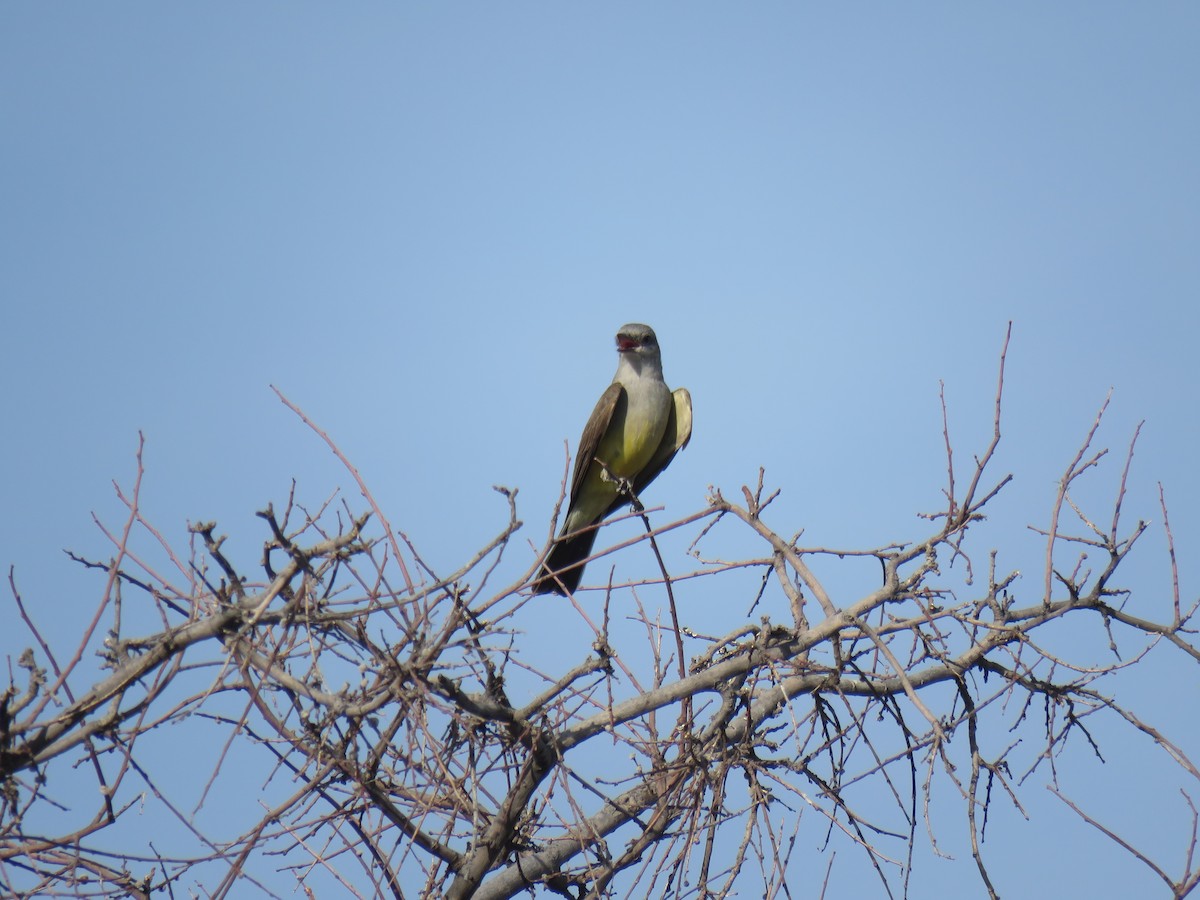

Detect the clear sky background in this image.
[2,4,1198,897]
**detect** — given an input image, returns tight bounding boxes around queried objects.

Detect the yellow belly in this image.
[565,387,669,532]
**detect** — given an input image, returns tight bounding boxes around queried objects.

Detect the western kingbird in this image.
[532,323,692,595]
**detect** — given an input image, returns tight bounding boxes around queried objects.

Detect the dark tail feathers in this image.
[531,528,600,595]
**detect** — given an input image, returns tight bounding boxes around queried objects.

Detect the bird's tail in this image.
[531,528,600,595]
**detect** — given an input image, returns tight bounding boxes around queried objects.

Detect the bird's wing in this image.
[569,382,624,505]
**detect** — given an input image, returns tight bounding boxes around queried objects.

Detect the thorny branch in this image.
[2,332,1197,899]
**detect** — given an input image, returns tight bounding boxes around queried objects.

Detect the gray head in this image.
[615,323,660,356]
[613,323,663,379]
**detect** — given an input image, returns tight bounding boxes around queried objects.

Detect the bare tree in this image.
[3,328,1197,899]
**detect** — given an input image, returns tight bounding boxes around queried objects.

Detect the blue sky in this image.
[2,4,1198,896]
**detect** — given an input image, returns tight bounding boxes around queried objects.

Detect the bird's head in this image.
[615,323,659,357]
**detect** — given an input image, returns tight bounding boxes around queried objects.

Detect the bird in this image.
[532,323,692,595]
